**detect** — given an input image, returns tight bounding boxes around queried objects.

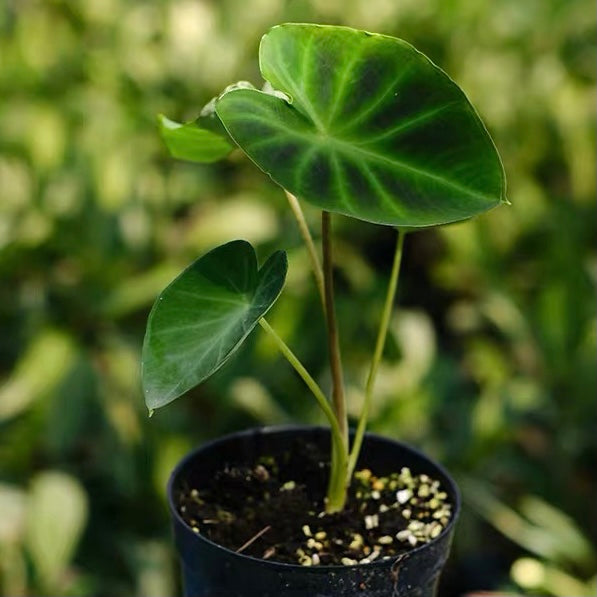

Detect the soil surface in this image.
[177,441,452,566]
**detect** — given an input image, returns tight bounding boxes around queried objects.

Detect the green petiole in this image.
[258,317,348,512]
[347,229,406,480]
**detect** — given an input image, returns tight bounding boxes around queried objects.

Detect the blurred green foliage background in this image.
[0,0,595,595]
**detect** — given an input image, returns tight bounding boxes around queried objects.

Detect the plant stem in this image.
[326,432,348,512]
[320,211,349,512]
[258,317,348,512]
[284,190,325,310]
[321,211,348,449]
[347,228,406,480]
[284,193,348,507]
[258,318,345,455]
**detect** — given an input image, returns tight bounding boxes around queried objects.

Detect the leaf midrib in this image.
[236,109,494,203]
[153,303,252,403]
[153,266,277,386]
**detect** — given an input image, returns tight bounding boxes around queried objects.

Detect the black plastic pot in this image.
[168,426,460,597]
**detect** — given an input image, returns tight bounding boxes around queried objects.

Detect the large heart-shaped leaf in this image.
[216,24,507,228]
[142,241,287,410]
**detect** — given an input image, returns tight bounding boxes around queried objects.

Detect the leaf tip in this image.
[148,408,155,418]
[156,113,175,130]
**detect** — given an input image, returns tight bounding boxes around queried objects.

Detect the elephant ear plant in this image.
[144,24,505,529]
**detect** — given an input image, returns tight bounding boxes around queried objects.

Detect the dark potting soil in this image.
[177,441,452,566]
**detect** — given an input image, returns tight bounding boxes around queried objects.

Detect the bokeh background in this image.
[0,0,595,595]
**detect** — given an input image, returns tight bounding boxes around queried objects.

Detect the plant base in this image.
[168,425,460,597]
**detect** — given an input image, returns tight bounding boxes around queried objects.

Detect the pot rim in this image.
[167,424,461,572]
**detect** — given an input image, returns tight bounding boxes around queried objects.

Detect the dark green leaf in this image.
[216,24,507,227]
[142,241,287,410]
[157,114,232,163]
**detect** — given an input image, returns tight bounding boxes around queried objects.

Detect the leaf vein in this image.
[355,101,459,146]
[335,61,415,134]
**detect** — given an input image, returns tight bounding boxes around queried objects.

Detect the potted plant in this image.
[142,23,507,596]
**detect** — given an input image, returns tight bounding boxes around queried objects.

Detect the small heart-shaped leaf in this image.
[216,23,506,228]
[142,241,287,410]
[157,114,232,163]
[158,82,257,164]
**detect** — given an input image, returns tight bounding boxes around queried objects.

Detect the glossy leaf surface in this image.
[142,241,287,410]
[217,24,507,227]
[157,114,232,163]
